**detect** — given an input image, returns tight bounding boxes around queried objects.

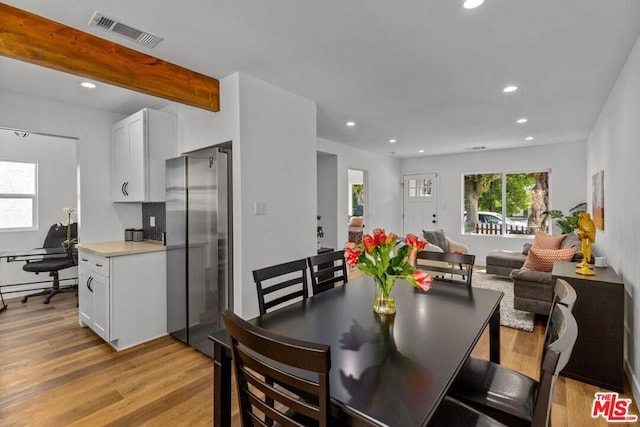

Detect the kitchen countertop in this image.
[75,240,166,257]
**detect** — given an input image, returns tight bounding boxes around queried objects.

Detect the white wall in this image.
[237,73,317,318]
[587,34,640,403]
[0,88,136,243]
[317,138,403,246]
[168,73,317,319]
[0,131,78,291]
[401,142,586,264]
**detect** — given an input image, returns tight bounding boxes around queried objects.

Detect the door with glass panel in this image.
[402,173,438,236]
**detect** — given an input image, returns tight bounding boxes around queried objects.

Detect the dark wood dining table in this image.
[209,276,503,426]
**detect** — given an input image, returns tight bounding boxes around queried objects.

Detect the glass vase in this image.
[373,276,397,314]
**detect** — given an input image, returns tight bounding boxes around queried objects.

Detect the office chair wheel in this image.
[21,296,28,303]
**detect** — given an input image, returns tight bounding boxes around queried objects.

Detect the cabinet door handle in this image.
[81,257,88,262]
[121,182,126,196]
[124,181,129,196]
[87,276,94,293]
[95,263,103,268]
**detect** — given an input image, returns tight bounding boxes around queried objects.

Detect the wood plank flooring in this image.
[1,275,637,426]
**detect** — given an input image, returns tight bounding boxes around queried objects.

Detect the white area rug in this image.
[472,270,535,332]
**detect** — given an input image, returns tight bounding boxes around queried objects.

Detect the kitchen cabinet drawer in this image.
[79,252,110,277]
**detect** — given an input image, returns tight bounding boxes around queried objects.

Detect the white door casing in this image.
[402,173,438,236]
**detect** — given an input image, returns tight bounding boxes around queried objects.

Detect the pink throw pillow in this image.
[532,232,566,250]
[522,247,577,272]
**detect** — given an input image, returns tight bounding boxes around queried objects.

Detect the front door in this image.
[402,173,438,236]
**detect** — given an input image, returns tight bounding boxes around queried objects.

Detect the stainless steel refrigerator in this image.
[165,145,232,357]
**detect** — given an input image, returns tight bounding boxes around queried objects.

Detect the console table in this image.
[552,261,624,392]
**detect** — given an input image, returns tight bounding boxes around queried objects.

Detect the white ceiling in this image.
[2,0,640,158]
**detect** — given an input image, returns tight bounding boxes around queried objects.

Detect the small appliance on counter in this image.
[124,228,134,241]
[133,229,144,241]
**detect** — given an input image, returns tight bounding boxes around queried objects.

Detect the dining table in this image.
[209,276,503,426]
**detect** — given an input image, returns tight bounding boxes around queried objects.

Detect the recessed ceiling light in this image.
[389,139,397,143]
[503,85,518,93]
[418,149,425,153]
[525,136,535,141]
[81,82,97,89]
[463,0,485,9]
[346,121,356,127]
[516,118,528,124]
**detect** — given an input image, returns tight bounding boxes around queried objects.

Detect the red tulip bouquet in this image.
[345,229,432,314]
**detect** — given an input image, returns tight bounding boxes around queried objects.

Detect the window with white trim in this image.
[463,170,550,236]
[0,160,38,231]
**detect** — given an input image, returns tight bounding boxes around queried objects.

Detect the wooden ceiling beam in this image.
[0,3,219,112]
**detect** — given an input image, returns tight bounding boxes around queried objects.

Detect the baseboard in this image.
[624,360,640,408]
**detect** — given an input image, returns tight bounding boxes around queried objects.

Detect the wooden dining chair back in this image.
[306,250,348,295]
[449,304,578,427]
[553,278,577,312]
[222,310,331,427]
[253,259,310,315]
[415,251,475,287]
[532,304,578,426]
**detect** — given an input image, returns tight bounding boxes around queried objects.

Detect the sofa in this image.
[487,233,583,316]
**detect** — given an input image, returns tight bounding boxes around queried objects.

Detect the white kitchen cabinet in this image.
[78,248,167,350]
[78,252,110,342]
[112,108,176,202]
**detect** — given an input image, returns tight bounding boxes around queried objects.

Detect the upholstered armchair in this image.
[421,229,469,254]
[419,230,470,272]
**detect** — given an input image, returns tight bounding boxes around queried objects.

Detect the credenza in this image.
[552,261,624,392]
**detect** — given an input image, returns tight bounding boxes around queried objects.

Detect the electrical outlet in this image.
[150,216,155,227]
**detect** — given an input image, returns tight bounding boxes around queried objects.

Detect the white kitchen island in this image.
[76,241,166,351]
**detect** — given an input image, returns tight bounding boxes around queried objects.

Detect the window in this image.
[0,160,37,230]
[407,177,433,198]
[463,171,549,235]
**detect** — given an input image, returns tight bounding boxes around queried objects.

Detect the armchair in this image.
[421,229,469,254]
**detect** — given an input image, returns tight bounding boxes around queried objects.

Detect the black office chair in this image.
[22,223,77,304]
[253,259,309,315]
[307,250,348,295]
[222,310,333,427]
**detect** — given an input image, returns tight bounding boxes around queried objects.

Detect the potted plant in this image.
[317,215,324,250]
[543,202,587,234]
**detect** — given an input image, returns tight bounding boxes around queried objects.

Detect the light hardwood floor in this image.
[0,276,637,426]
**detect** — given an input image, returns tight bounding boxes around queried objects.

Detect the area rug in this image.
[471,270,535,332]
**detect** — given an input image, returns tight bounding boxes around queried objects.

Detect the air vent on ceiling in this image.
[88,12,163,48]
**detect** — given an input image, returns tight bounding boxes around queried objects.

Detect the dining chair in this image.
[554,278,577,311]
[221,309,332,427]
[448,304,578,427]
[253,259,310,315]
[306,250,348,295]
[429,396,508,427]
[415,251,475,287]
